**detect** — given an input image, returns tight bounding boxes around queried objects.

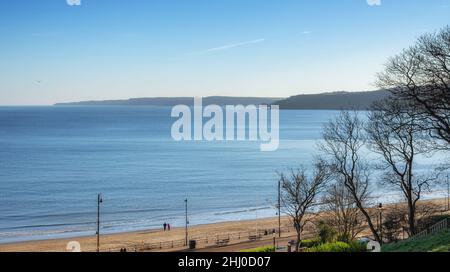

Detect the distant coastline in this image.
[54,90,389,110]
[54,96,282,107]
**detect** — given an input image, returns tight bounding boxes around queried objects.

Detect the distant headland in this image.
[55,90,389,110]
[54,96,282,107]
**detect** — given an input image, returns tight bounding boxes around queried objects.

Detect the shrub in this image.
[300,238,321,248]
[382,209,404,243]
[306,241,350,252]
[306,241,367,252]
[347,240,367,252]
[337,233,352,243]
[241,246,275,252]
[318,221,337,244]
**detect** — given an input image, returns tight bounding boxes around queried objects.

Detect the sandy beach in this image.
[1,198,448,252]
[0,216,294,252]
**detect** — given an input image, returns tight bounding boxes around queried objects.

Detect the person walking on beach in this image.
[163,222,167,231]
[167,223,171,231]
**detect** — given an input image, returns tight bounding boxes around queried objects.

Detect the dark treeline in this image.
[279,26,450,251]
[276,90,389,110]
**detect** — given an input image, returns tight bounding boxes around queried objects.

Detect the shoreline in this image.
[1,197,448,252]
[0,215,293,252]
[0,204,279,246]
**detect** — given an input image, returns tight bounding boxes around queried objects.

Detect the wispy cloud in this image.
[367,0,381,6]
[192,38,266,55]
[301,31,312,35]
[67,0,81,6]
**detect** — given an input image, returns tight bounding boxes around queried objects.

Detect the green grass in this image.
[240,246,275,252]
[382,230,450,252]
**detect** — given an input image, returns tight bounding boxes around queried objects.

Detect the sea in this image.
[0,106,447,243]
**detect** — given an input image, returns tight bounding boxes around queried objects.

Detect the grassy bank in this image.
[382,230,450,252]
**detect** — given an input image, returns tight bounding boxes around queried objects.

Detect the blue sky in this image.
[0,0,449,105]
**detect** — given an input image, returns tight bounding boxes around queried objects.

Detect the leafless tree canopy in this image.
[377,26,450,150]
[415,202,445,233]
[384,202,443,238]
[367,98,436,235]
[381,206,405,243]
[279,161,329,251]
[319,111,381,243]
[322,181,364,242]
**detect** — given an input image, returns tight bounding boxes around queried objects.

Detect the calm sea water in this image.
[0,106,445,243]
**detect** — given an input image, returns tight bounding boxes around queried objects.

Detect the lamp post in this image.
[185,198,188,247]
[447,174,449,211]
[96,193,103,252]
[272,230,276,250]
[278,180,281,238]
[255,210,258,237]
[378,203,383,245]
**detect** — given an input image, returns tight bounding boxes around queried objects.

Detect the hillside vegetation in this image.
[276,90,389,110]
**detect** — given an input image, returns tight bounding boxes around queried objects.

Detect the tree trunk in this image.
[347,186,382,244]
[407,199,416,236]
[355,200,381,244]
[295,231,301,252]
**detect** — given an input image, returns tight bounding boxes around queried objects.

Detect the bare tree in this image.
[279,161,329,251]
[367,98,435,235]
[322,181,364,242]
[387,202,443,237]
[377,26,450,150]
[319,111,381,243]
[381,206,405,243]
[415,202,445,233]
